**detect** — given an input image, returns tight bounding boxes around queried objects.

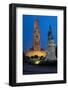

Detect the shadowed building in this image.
[47,26,56,60]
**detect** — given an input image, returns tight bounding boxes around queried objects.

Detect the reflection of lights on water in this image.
[35,61,40,64]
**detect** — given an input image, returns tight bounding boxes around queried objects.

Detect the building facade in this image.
[47,26,56,60]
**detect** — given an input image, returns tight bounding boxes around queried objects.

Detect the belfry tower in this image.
[25,20,48,57]
[33,20,40,51]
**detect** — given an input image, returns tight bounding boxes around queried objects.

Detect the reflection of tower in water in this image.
[47,26,56,60]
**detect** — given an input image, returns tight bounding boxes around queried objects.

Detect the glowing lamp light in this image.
[35,61,40,64]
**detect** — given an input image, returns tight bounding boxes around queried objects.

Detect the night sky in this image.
[23,15,57,52]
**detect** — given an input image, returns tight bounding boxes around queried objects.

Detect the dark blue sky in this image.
[23,15,57,52]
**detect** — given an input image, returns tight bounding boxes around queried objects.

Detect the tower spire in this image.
[34,19,39,29]
[33,20,40,51]
[48,25,53,40]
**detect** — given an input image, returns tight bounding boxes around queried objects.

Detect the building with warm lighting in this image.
[25,20,56,61]
[25,20,47,58]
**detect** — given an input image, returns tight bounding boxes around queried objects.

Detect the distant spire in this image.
[49,25,52,31]
[48,25,53,40]
[34,19,39,29]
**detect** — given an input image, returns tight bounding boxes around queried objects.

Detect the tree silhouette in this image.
[34,55,38,59]
[40,56,44,60]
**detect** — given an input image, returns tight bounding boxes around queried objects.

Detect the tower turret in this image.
[48,25,53,40]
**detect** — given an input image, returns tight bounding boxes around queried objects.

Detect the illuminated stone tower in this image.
[33,20,40,51]
[25,20,48,57]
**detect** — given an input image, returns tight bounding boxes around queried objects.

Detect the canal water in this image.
[23,62,57,75]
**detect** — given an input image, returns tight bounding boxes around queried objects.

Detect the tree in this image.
[31,56,34,59]
[34,55,38,59]
[40,56,44,60]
